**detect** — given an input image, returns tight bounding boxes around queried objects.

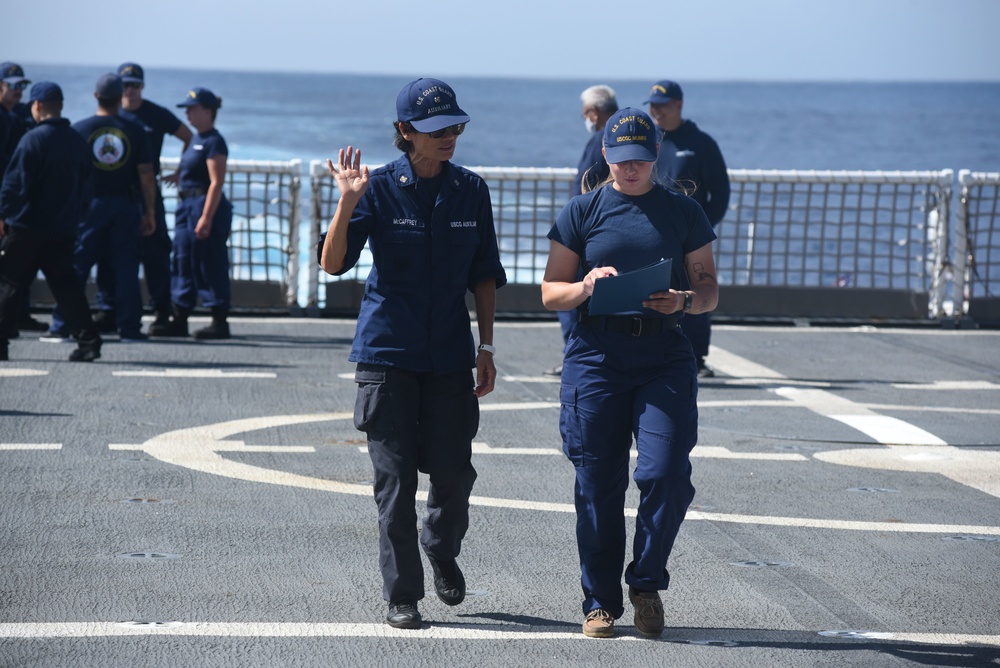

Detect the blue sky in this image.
[8,0,1000,81]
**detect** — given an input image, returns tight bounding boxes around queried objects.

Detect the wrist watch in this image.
[682,292,693,312]
[477,343,496,356]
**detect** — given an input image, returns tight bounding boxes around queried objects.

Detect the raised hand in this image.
[326,146,370,204]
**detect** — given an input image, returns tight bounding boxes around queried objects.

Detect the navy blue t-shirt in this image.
[120,100,183,176]
[179,129,227,190]
[549,183,716,316]
[72,114,152,198]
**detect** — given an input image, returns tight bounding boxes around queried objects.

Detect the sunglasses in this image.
[426,123,466,139]
[12,81,29,91]
[123,82,144,90]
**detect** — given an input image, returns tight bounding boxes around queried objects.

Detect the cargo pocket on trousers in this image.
[559,384,584,467]
[353,366,388,433]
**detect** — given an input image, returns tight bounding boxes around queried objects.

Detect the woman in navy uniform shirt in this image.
[542,108,718,639]
[319,78,506,630]
[155,87,232,339]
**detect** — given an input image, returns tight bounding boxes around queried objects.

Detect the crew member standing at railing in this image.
[542,108,718,639]
[152,87,232,340]
[318,77,506,630]
[647,79,729,378]
[93,63,193,334]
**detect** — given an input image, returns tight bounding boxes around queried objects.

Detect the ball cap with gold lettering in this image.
[603,107,658,164]
[177,87,222,110]
[396,78,470,133]
[643,80,684,104]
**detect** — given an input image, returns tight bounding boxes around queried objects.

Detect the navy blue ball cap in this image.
[27,81,63,104]
[1,62,30,85]
[643,80,683,104]
[177,87,221,110]
[95,73,123,98]
[117,62,144,83]
[603,107,658,164]
[396,78,470,133]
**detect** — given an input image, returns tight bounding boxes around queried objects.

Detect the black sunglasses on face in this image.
[427,123,465,139]
[123,82,143,89]
[12,81,29,91]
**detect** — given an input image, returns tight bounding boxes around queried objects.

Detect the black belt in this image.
[578,314,679,336]
[178,188,208,200]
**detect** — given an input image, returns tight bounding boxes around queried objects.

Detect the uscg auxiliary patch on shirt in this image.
[450,221,477,228]
[676,150,695,157]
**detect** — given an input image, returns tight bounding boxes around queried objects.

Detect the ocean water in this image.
[20,64,1000,174]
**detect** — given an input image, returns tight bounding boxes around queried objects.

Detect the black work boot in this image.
[148,304,189,337]
[193,307,230,340]
[69,333,102,363]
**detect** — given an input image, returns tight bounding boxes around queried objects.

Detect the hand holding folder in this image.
[587,258,674,315]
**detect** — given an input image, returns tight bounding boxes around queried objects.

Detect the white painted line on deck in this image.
[113,369,277,378]
[0,368,48,378]
[892,380,1000,390]
[828,415,947,446]
[0,622,996,646]
[111,413,1000,535]
[0,443,61,451]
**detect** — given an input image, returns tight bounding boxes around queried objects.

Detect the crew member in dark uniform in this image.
[0,61,46,334]
[318,78,506,630]
[152,87,232,340]
[45,73,156,342]
[647,80,730,377]
[93,62,193,333]
[542,108,718,639]
[0,82,102,362]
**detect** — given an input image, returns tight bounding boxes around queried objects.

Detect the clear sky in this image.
[8,0,1000,81]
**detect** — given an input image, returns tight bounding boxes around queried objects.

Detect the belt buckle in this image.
[630,317,643,337]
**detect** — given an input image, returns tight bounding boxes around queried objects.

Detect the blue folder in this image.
[587,258,673,316]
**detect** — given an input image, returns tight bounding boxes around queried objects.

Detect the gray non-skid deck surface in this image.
[1,318,998,667]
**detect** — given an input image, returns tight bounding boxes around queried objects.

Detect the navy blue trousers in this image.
[51,196,143,337]
[353,363,479,604]
[681,311,711,360]
[171,195,232,310]
[559,323,698,618]
[0,228,97,344]
[96,189,172,314]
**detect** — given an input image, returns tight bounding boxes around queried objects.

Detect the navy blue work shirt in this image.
[0,117,92,239]
[574,130,609,196]
[549,183,715,317]
[652,120,730,226]
[322,155,507,375]
[120,100,183,177]
[72,114,152,198]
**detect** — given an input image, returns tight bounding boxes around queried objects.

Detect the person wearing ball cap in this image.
[152,86,233,340]
[542,107,718,639]
[318,77,506,630]
[0,82,103,362]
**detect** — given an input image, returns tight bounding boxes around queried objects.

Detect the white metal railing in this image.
[308,162,958,319]
[956,170,1000,316]
[724,169,954,316]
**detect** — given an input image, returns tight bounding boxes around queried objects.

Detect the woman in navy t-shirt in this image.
[153,87,232,339]
[542,108,718,639]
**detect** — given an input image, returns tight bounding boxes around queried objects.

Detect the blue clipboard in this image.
[587,259,673,315]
